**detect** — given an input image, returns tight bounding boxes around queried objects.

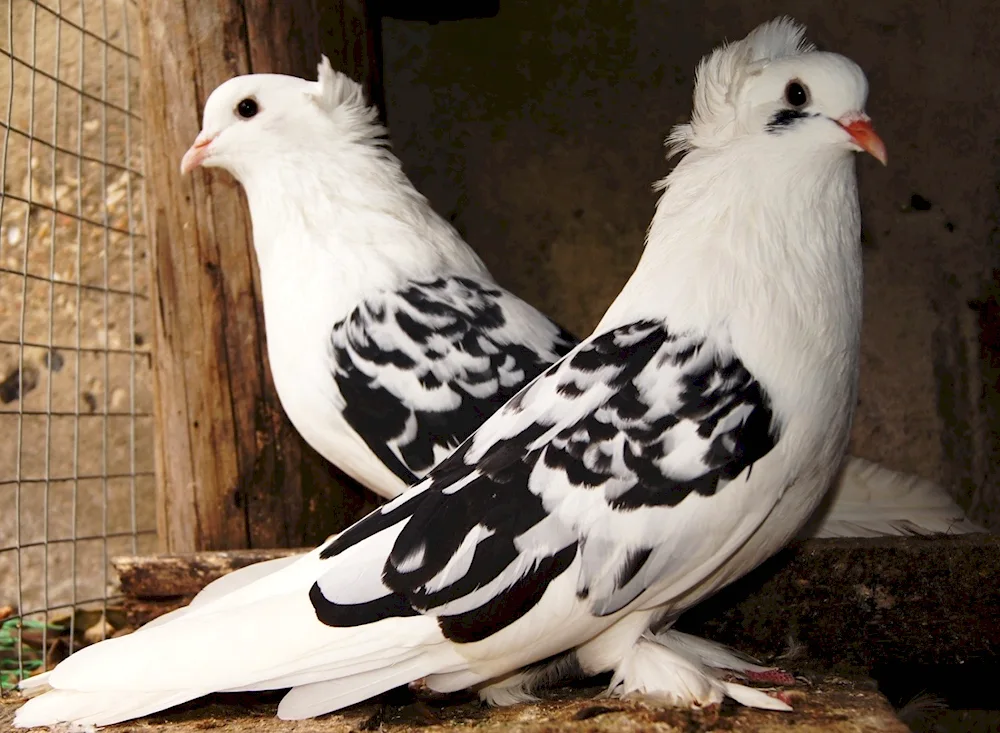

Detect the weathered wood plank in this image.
[114,548,306,598]
[138,0,383,552]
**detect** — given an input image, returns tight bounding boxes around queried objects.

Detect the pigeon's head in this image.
[669,17,886,166]
[180,56,379,178]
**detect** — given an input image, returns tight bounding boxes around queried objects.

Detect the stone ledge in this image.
[111,534,1000,669]
[679,533,999,668]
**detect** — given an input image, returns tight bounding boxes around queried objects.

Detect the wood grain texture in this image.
[139,0,383,552]
[114,548,305,597]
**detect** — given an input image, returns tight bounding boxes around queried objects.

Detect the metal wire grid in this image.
[0,0,155,693]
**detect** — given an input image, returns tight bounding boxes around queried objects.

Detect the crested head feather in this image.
[312,55,366,110]
[309,56,384,142]
[666,17,815,157]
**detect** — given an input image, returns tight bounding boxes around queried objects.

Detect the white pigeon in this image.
[179,61,575,496]
[16,17,898,728]
[178,37,977,705]
[178,47,976,541]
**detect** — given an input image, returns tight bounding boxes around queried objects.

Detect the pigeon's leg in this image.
[603,634,793,711]
[649,630,797,685]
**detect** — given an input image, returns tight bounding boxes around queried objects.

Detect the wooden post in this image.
[139,0,383,552]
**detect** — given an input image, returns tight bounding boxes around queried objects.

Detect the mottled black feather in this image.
[331,277,575,484]
[311,319,780,642]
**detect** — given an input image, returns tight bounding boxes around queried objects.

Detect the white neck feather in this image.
[600,143,862,349]
[238,139,492,320]
[601,142,864,490]
[230,133,493,446]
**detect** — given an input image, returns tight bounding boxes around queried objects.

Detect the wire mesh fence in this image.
[0,0,155,693]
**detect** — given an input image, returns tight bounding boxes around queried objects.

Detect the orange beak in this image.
[180,132,215,175]
[837,116,887,166]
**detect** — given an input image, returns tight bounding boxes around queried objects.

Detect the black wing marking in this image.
[330,276,576,483]
[312,320,780,640]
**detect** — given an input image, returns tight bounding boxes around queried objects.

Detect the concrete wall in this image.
[382,0,1000,527]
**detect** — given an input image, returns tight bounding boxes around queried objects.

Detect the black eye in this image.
[784,81,809,109]
[236,98,258,119]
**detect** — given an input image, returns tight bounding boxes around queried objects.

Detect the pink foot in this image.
[745,668,797,686]
[772,690,796,707]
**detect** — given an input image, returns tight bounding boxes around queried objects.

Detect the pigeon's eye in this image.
[784,81,809,109]
[236,98,259,119]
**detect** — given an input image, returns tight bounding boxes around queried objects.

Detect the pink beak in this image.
[837,116,887,166]
[180,132,215,174]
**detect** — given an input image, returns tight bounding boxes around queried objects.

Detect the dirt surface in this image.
[0,676,908,732]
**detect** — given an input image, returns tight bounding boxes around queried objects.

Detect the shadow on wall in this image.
[381,0,1000,528]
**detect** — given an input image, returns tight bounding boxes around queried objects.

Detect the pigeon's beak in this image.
[180,132,216,175]
[837,115,887,166]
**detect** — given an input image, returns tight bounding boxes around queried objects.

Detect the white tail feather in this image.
[17,671,51,695]
[277,654,451,720]
[802,456,984,539]
[14,534,460,728]
[141,554,304,631]
[14,688,199,729]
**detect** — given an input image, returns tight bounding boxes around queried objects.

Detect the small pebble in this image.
[909,193,932,211]
[44,349,65,372]
[110,387,127,410]
[6,225,22,246]
[82,617,114,645]
[82,391,98,413]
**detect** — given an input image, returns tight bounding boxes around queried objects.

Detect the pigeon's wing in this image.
[311,319,784,641]
[330,276,576,484]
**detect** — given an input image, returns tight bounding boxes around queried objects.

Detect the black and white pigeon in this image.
[17,17,905,727]
[176,40,973,700]
[179,63,576,495]
[177,50,977,536]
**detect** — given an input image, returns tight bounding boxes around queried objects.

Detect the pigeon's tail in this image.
[804,456,984,539]
[14,549,462,729]
[13,688,202,730]
[142,552,305,630]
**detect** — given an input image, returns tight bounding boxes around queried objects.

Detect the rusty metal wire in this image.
[0,0,155,694]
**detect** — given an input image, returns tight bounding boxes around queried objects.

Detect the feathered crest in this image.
[312,55,367,110]
[310,55,385,142]
[666,17,815,157]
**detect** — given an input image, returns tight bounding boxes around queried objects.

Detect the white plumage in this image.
[805,456,982,538]
[184,39,975,541]
[14,17,980,730]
